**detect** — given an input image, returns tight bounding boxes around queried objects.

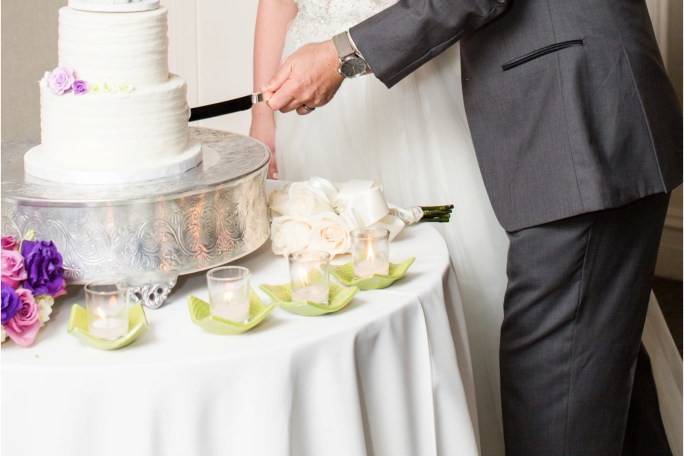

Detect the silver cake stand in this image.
[1,127,270,308]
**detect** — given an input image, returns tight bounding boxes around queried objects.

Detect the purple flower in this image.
[72,80,88,95]
[20,240,65,297]
[47,66,76,95]
[1,282,20,325]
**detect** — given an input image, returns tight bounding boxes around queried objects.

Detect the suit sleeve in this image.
[349,0,509,87]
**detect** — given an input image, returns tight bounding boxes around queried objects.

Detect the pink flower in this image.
[5,288,41,347]
[1,236,19,251]
[47,66,76,95]
[1,249,27,289]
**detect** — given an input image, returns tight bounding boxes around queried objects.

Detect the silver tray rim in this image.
[2,127,271,207]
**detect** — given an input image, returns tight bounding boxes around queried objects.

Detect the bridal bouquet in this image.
[269,177,450,257]
[1,233,66,347]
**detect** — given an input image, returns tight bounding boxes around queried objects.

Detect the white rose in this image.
[271,216,313,256]
[37,295,55,326]
[285,182,333,216]
[268,186,291,216]
[309,212,351,257]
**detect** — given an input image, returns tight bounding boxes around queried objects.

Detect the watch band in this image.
[333,32,356,59]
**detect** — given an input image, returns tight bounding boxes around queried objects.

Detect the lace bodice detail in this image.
[286,0,396,50]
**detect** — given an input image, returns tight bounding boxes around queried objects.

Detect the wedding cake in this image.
[24,0,201,184]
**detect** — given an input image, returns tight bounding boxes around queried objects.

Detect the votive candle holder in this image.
[289,250,331,304]
[207,266,251,322]
[85,281,129,341]
[351,227,390,278]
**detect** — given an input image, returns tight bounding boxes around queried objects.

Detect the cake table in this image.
[1,127,270,307]
[1,224,479,456]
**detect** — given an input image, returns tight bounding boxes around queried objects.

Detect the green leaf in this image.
[330,257,415,290]
[67,303,148,350]
[188,290,276,334]
[259,283,359,316]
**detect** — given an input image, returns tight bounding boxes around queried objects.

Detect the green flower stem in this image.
[420,204,454,211]
[422,209,453,217]
[421,215,452,223]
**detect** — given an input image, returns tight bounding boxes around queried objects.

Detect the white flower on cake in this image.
[309,212,351,256]
[271,216,314,256]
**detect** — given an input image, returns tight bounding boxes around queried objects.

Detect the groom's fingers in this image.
[267,79,299,112]
[265,60,293,93]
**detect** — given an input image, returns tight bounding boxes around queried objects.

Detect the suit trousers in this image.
[500,193,672,456]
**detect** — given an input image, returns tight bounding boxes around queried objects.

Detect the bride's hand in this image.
[264,40,342,114]
[250,109,279,179]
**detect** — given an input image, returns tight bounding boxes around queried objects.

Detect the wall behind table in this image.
[162,0,257,135]
[2,0,66,143]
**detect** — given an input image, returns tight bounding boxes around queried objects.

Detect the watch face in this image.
[340,57,368,78]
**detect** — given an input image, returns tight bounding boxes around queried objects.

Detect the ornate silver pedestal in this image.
[2,128,270,308]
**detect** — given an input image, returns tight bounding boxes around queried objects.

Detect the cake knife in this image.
[189,93,264,122]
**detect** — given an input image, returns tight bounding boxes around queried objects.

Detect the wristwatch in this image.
[332,31,370,78]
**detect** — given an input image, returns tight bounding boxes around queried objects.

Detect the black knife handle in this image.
[189,95,253,122]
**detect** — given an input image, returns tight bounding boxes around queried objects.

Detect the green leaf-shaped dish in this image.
[188,291,275,334]
[259,283,358,316]
[67,303,149,350]
[330,257,416,290]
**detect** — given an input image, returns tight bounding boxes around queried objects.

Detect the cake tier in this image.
[40,74,191,172]
[59,6,168,86]
[69,0,160,12]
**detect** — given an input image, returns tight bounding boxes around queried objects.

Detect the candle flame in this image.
[95,306,107,319]
[296,268,311,287]
[366,239,376,261]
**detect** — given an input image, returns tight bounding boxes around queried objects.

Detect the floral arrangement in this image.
[269,178,434,258]
[45,66,134,96]
[1,233,66,347]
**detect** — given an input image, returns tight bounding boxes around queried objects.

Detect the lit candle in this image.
[289,251,330,305]
[86,283,129,341]
[207,266,250,322]
[352,228,390,278]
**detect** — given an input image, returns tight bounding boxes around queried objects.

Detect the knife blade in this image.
[189,93,264,122]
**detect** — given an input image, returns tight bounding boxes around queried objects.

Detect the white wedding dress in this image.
[275,1,682,455]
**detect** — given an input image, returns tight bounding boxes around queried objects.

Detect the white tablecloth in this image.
[1,225,478,456]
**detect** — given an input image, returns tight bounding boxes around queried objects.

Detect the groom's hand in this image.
[264,41,343,115]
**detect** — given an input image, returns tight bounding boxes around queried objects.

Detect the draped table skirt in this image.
[2,224,479,456]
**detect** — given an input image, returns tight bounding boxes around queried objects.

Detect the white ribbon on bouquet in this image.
[268,177,423,258]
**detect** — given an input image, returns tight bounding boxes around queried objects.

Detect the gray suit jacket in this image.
[350,0,682,231]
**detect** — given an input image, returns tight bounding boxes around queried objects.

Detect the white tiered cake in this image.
[25,0,201,185]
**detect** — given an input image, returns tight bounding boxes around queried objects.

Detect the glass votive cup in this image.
[288,250,331,304]
[351,227,390,278]
[207,266,251,322]
[85,281,129,341]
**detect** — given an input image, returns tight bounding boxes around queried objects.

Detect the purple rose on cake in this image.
[1,283,20,325]
[20,240,66,297]
[47,66,76,95]
[72,79,88,95]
